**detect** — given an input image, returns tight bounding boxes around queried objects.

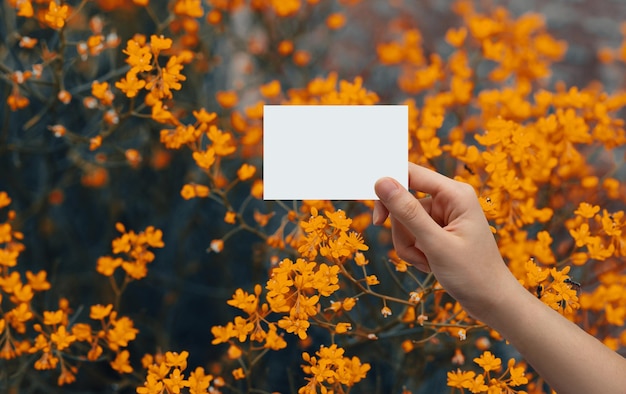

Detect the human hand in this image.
[373,163,519,321]
[374,164,626,393]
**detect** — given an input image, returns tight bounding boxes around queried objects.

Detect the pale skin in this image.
[372,163,626,394]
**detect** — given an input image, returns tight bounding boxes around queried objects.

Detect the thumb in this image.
[374,177,442,247]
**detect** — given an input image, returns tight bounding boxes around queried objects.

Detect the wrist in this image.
[463,267,527,326]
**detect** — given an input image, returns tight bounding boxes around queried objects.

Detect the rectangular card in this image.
[263,105,408,200]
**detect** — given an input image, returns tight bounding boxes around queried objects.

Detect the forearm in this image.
[484,278,626,394]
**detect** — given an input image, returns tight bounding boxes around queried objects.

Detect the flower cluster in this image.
[29,303,139,384]
[0,192,35,359]
[210,213,369,392]
[299,344,371,394]
[447,351,528,393]
[137,350,222,394]
[97,223,165,281]
[298,207,369,261]
[116,34,189,101]
[520,259,580,315]
[568,203,625,263]
[0,193,143,385]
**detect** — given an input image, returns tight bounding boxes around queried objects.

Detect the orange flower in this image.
[91,81,114,105]
[106,316,138,351]
[278,40,294,56]
[380,306,392,317]
[602,178,621,199]
[232,367,245,380]
[165,350,189,370]
[326,13,346,30]
[0,271,21,293]
[180,183,210,199]
[206,9,222,24]
[109,350,133,374]
[150,34,172,54]
[445,27,468,47]
[0,192,11,208]
[136,375,164,394]
[192,148,216,170]
[573,202,600,218]
[581,175,599,188]
[115,71,146,98]
[174,0,204,17]
[43,310,64,326]
[354,252,368,266]
[209,239,224,253]
[48,124,66,138]
[34,350,59,370]
[124,149,142,167]
[293,50,311,66]
[12,283,34,303]
[250,179,263,199]
[7,91,29,111]
[264,324,287,350]
[44,1,69,29]
[207,126,236,156]
[244,101,264,119]
[271,0,300,17]
[473,351,502,372]
[96,256,123,276]
[366,275,380,286]
[259,80,281,98]
[26,270,51,291]
[57,364,77,385]
[193,108,217,124]
[0,223,11,243]
[0,248,19,267]
[81,167,108,188]
[8,302,33,324]
[90,304,113,320]
[16,0,34,17]
[71,324,93,342]
[150,100,174,123]
[83,96,98,109]
[224,211,237,224]
[89,135,102,151]
[377,42,404,65]
[150,55,186,98]
[216,90,238,109]
[278,316,309,340]
[50,326,76,351]
[19,36,37,48]
[103,109,119,125]
[569,223,593,248]
[598,47,614,64]
[57,90,71,104]
[236,163,256,181]
[87,35,105,56]
[122,39,153,73]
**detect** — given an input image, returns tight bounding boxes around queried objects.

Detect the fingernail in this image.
[372,205,381,225]
[375,178,400,201]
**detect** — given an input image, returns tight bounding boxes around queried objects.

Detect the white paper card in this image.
[263,105,408,200]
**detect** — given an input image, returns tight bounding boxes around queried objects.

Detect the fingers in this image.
[374,194,431,226]
[374,177,442,248]
[407,162,453,197]
[372,200,388,225]
[389,217,431,272]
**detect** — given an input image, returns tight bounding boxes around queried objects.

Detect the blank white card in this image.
[263,105,408,200]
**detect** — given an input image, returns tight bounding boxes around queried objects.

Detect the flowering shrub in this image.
[2,0,626,393]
